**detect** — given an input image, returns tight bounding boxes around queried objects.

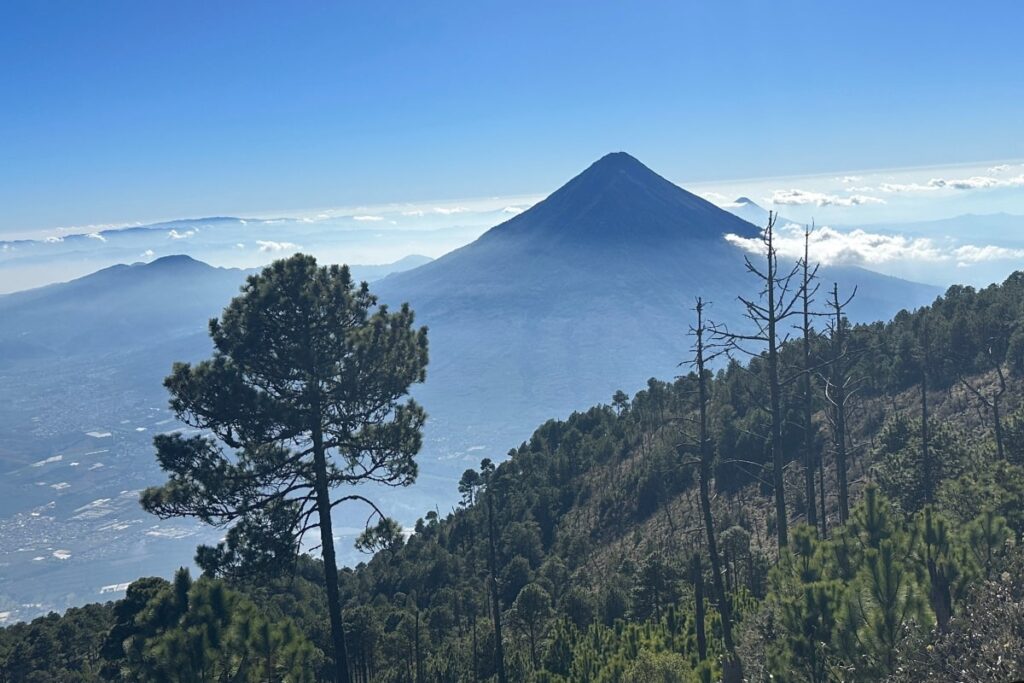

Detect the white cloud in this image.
[881,174,1024,193]
[929,176,1001,190]
[879,181,935,193]
[839,175,863,183]
[235,242,245,249]
[725,223,1024,269]
[257,240,300,253]
[502,206,525,215]
[769,189,886,207]
[352,215,384,222]
[44,235,64,243]
[168,228,198,240]
[141,249,155,258]
[402,206,470,217]
[989,164,1010,174]
[86,232,107,242]
[952,244,1024,266]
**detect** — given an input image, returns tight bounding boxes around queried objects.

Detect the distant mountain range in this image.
[0,254,431,361]
[0,152,941,621]
[0,254,431,622]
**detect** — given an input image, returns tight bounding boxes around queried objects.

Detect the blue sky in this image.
[1,1,1023,235]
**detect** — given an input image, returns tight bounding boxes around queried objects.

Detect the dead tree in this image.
[714,213,802,549]
[798,225,822,534]
[691,298,741,681]
[822,283,858,525]
[956,324,1014,460]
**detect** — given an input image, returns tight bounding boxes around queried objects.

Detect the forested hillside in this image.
[4,261,1024,682]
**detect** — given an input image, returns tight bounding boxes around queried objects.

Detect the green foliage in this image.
[0,603,113,682]
[8,269,1024,681]
[761,486,1016,682]
[121,568,320,682]
[624,649,700,683]
[767,525,843,683]
[938,456,1024,538]
[872,414,971,512]
[885,544,1024,682]
[135,254,428,682]
[535,607,716,683]
[141,254,428,578]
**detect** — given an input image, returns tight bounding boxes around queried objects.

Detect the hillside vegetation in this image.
[4,257,1024,682]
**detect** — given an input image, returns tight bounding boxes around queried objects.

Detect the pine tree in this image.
[123,568,318,682]
[512,582,551,671]
[916,506,970,631]
[966,509,1011,578]
[140,254,428,683]
[836,487,930,679]
[481,458,509,683]
[768,524,847,683]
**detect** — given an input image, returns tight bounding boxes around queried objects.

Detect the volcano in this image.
[375,153,939,459]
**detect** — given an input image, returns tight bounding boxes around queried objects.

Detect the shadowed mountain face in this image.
[0,255,240,361]
[375,153,940,455]
[0,254,433,361]
[476,152,760,246]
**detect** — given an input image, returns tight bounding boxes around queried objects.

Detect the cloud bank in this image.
[878,173,1024,194]
[724,223,1024,269]
[769,189,886,207]
[256,240,301,253]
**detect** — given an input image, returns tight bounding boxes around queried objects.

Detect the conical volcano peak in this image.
[478,152,761,246]
[570,151,671,190]
[586,151,649,173]
[734,196,756,205]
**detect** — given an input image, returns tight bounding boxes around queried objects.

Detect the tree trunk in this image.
[928,559,952,631]
[769,332,788,545]
[801,232,818,533]
[471,610,478,683]
[312,424,351,683]
[691,553,707,662]
[818,445,827,536]
[528,623,537,671]
[486,490,508,683]
[694,300,741,682]
[921,371,933,505]
[834,377,849,525]
[993,364,1006,460]
[830,284,850,525]
[414,608,422,683]
[766,228,789,549]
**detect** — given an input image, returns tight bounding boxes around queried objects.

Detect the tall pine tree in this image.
[141,254,428,683]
